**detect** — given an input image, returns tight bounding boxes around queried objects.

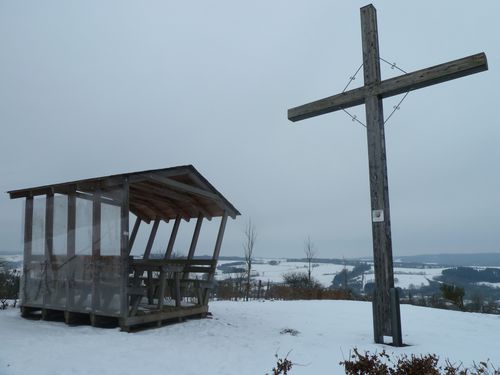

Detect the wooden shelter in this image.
[7,165,240,330]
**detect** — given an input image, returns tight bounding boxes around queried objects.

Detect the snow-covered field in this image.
[1,300,499,375]
[216,259,445,289]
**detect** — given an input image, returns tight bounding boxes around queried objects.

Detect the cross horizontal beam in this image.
[288,52,487,122]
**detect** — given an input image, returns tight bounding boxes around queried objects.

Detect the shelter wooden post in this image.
[128,216,141,255]
[204,212,228,305]
[42,192,54,319]
[21,196,33,316]
[164,215,181,259]
[120,178,130,323]
[144,218,160,304]
[287,4,487,345]
[65,191,76,319]
[90,188,101,324]
[184,213,203,279]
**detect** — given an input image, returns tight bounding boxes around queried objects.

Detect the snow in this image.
[216,260,446,289]
[216,259,354,286]
[1,300,499,374]
[477,282,500,289]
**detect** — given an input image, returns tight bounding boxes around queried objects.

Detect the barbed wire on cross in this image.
[340,58,411,128]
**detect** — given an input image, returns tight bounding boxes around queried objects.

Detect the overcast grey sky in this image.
[1,1,499,259]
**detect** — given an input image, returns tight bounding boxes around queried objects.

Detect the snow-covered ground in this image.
[216,259,446,289]
[477,282,500,289]
[216,259,354,286]
[1,300,499,375]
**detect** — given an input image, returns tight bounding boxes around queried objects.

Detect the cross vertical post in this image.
[361,4,397,344]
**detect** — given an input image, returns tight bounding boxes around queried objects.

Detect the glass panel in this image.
[75,196,92,256]
[31,197,46,255]
[23,196,46,306]
[101,203,120,256]
[71,255,93,312]
[53,195,68,256]
[94,188,124,316]
[94,255,122,316]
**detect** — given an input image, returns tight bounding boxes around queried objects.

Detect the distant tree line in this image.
[438,267,500,284]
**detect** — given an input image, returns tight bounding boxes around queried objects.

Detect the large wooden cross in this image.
[288,4,488,346]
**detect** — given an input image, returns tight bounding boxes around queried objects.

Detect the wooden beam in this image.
[143,218,160,260]
[288,86,366,122]
[128,216,141,255]
[378,53,487,99]
[9,187,52,200]
[288,52,487,123]
[128,168,191,184]
[164,215,181,259]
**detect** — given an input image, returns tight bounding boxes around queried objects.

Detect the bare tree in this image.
[243,219,257,301]
[304,236,317,284]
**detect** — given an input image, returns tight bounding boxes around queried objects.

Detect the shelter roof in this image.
[7,165,240,222]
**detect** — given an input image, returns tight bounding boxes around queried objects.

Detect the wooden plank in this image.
[164,215,181,259]
[128,216,141,255]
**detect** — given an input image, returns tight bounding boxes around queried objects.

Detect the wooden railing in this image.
[127,258,217,316]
